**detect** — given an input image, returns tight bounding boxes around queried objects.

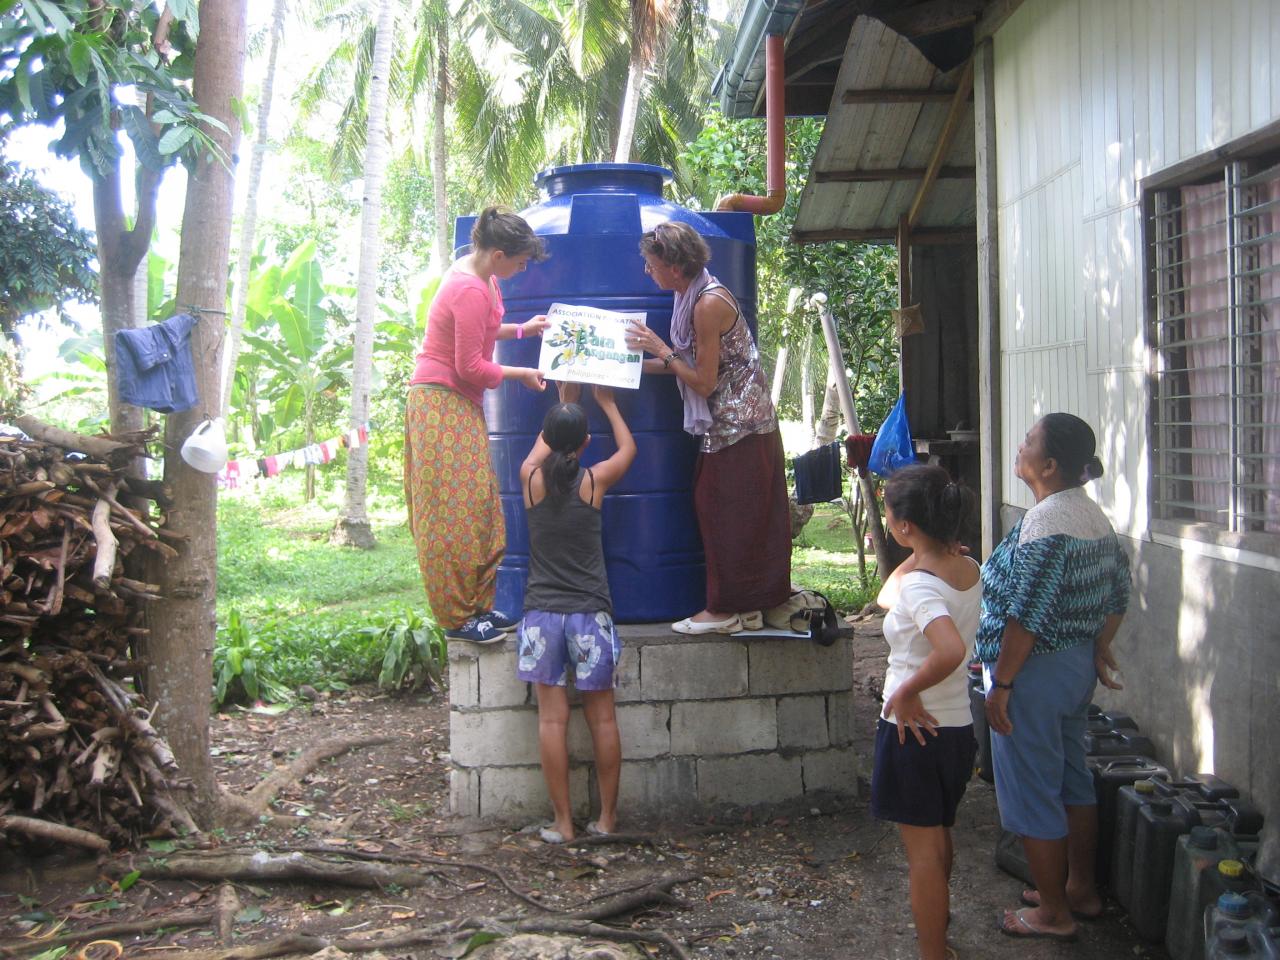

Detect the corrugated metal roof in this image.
[793,15,976,242]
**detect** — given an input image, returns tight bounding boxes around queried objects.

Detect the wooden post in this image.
[974,38,1002,556]
[815,296,896,578]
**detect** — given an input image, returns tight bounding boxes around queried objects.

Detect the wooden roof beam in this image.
[877,0,985,39]
[812,166,975,183]
[842,87,960,104]
[792,227,976,246]
[907,58,975,228]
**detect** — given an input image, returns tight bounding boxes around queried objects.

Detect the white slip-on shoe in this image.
[672,614,741,635]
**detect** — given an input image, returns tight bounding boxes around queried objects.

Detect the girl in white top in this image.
[873,464,980,960]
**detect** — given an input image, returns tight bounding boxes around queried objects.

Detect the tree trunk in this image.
[334,0,394,549]
[800,329,814,440]
[769,344,787,407]
[430,18,450,274]
[146,0,247,827]
[613,55,644,163]
[815,368,841,445]
[222,0,287,418]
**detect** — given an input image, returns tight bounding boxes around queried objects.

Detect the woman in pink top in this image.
[405,206,549,644]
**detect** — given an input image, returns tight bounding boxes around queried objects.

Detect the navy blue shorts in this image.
[871,720,977,828]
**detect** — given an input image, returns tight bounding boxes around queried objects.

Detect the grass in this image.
[791,502,881,613]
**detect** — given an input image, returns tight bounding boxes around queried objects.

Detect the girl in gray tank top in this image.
[516,383,636,843]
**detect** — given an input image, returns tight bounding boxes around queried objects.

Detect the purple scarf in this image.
[671,269,715,436]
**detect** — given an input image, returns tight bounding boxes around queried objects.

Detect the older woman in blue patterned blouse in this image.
[979,413,1131,943]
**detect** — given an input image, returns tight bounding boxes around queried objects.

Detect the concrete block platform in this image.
[448,623,867,821]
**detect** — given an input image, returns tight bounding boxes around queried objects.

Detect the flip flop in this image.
[585,820,612,837]
[1019,888,1104,921]
[538,826,568,844]
[998,908,1079,942]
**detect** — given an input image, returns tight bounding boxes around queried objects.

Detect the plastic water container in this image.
[1206,893,1280,959]
[1130,796,1202,940]
[1114,778,1166,909]
[1091,755,1170,887]
[479,162,757,622]
[1086,728,1157,758]
[995,828,1034,886]
[1087,707,1140,734]
[968,662,994,784]
[1167,827,1245,960]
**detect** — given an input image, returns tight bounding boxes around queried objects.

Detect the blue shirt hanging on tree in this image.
[114,313,199,413]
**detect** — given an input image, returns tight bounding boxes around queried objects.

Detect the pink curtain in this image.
[1181,182,1231,526]
[1181,174,1280,533]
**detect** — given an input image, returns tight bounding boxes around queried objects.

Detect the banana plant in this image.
[239,241,351,500]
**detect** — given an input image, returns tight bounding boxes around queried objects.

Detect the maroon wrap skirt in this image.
[692,428,792,613]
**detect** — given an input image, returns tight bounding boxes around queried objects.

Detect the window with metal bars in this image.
[1147,152,1280,535]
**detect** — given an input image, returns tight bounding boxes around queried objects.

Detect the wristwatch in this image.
[662,351,678,368]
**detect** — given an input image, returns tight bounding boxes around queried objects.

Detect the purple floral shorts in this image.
[516,610,621,691]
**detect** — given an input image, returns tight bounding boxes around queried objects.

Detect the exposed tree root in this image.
[217,734,393,824]
[105,850,427,888]
[0,911,212,956]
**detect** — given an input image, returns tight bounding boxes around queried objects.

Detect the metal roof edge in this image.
[714,0,805,119]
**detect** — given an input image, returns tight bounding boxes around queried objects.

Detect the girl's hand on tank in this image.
[517,368,546,392]
[557,380,582,404]
[884,689,938,746]
[592,385,616,407]
[523,315,550,338]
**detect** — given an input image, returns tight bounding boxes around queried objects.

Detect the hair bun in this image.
[1082,455,1104,482]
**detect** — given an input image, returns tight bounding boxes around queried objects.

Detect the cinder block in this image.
[697,754,802,806]
[566,648,641,704]
[641,641,748,700]
[479,764,590,821]
[747,636,853,695]
[827,691,855,747]
[777,695,829,749]
[449,766,479,817]
[450,708,540,766]
[568,702,671,762]
[616,758,698,812]
[671,699,776,755]
[802,747,864,796]
[614,648,643,703]
[449,655,479,709]
[478,648,531,708]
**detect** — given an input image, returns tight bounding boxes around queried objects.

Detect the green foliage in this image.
[214,608,294,705]
[0,1,225,179]
[366,609,445,693]
[0,156,97,339]
[679,112,901,432]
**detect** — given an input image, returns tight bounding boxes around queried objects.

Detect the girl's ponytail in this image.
[539,403,588,499]
[883,464,975,547]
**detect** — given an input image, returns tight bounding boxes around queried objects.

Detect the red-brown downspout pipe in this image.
[716,32,785,214]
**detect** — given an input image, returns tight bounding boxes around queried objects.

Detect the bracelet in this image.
[991,679,1014,691]
[516,324,525,339]
[662,351,677,368]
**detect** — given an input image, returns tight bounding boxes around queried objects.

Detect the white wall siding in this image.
[993,0,1280,532]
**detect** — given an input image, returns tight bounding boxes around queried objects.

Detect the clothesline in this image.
[217,424,370,490]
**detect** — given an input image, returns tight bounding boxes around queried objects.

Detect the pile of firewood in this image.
[0,416,195,850]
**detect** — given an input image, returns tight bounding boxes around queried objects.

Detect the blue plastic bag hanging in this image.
[868,393,917,477]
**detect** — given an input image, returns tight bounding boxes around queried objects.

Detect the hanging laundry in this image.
[114,313,200,413]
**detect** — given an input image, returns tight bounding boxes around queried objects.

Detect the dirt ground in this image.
[0,621,1170,959]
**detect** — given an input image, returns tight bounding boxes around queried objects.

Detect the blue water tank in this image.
[455,163,757,623]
